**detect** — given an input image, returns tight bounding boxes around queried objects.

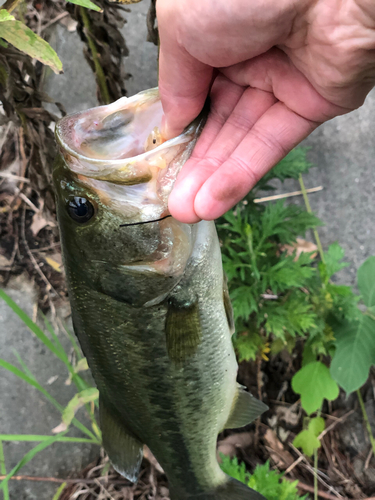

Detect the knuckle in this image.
[250,127,289,158]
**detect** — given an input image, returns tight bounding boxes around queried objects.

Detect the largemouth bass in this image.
[53,88,267,500]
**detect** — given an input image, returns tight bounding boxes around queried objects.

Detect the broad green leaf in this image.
[0,10,15,22]
[357,256,375,308]
[0,433,67,491]
[293,417,325,456]
[66,0,102,11]
[0,20,62,73]
[292,361,339,415]
[330,315,375,393]
[61,388,99,429]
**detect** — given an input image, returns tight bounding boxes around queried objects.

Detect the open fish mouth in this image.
[55,88,199,190]
[55,88,205,278]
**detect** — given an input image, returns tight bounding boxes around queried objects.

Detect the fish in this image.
[53,88,268,500]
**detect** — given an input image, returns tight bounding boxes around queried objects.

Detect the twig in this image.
[292,481,343,500]
[285,454,304,474]
[0,172,30,184]
[288,444,343,498]
[357,390,375,456]
[19,193,39,213]
[20,205,58,297]
[318,409,355,439]
[42,11,69,32]
[253,186,323,204]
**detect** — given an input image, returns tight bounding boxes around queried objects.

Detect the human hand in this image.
[157,0,375,222]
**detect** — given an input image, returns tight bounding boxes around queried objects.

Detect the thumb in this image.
[157,4,213,138]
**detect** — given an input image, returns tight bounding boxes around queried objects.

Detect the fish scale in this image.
[54,88,268,500]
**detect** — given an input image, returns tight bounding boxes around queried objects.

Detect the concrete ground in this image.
[1,0,375,498]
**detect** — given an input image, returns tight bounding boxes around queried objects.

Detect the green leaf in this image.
[0,20,62,73]
[0,433,67,491]
[293,417,325,456]
[0,440,9,500]
[357,256,375,308]
[0,10,15,22]
[330,315,375,393]
[61,388,99,429]
[52,483,67,500]
[292,362,339,415]
[319,243,348,283]
[0,434,95,444]
[66,0,102,12]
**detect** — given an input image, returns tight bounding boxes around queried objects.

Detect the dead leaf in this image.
[275,406,300,427]
[217,432,253,459]
[30,211,56,236]
[59,16,78,32]
[280,238,318,261]
[52,421,68,433]
[144,446,164,473]
[0,254,12,269]
[263,429,294,469]
[45,254,63,273]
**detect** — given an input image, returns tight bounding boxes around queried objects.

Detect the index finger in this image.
[157,2,213,138]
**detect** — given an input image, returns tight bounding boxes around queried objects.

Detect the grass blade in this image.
[52,482,67,500]
[0,290,72,371]
[0,441,9,500]
[61,321,83,361]
[0,433,67,492]
[0,434,97,444]
[0,359,99,442]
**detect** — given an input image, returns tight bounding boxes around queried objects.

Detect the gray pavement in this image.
[1,0,375,498]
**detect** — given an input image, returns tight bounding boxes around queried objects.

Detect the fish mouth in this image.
[55,88,203,223]
[55,88,199,187]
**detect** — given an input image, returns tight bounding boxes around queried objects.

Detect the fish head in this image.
[53,89,204,306]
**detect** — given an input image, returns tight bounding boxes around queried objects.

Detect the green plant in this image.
[0,0,101,75]
[0,290,101,497]
[218,146,375,460]
[220,455,306,500]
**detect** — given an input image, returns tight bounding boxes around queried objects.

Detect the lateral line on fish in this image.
[119,215,172,227]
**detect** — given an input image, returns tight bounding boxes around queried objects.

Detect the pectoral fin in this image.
[99,398,143,482]
[224,386,268,430]
[165,300,201,363]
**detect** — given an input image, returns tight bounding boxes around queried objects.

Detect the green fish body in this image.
[53,89,267,500]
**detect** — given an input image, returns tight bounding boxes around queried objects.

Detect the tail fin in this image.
[170,477,266,500]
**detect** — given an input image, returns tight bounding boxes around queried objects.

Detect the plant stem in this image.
[357,389,375,456]
[0,441,10,500]
[299,174,325,263]
[313,447,318,500]
[80,6,111,105]
[3,0,22,13]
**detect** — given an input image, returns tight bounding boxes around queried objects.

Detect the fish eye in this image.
[67,197,95,223]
